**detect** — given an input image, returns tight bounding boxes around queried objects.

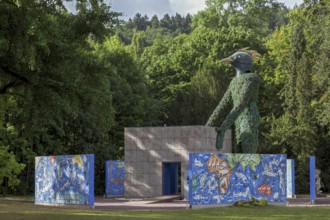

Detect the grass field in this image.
[1,197,330,220]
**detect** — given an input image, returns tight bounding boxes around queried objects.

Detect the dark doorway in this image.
[162,162,181,195]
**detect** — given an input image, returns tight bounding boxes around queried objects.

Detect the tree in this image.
[0,146,25,194]
[150,15,159,28]
[132,13,149,31]
[200,0,287,34]
[268,23,315,160]
[168,59,231,125]
[140,0,288,125]
[131,31,145,58]
[305,0,330,192]
[0,0,121,194]
[140,33,202,124]
[257,0,330,192]
[94,35,161,151]
[160,14,173,30]
[116,13,193,46]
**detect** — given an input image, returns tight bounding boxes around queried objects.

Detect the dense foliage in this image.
[0,0,156,195]
[0,0,329,194]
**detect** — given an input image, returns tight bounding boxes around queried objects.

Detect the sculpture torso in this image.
[206,50,262,153]
[229,73,261,146]
[206,72,261,153]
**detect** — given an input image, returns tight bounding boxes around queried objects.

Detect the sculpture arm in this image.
[206,86,233,127]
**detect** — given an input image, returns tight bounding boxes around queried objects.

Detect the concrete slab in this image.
[94,196,330,211]
[94,196,188,211]
[287,197,330,207]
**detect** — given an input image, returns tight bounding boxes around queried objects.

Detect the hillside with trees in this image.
[0,0,329,194]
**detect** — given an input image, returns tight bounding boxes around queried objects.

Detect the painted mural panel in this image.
[35,154,94,206]
[287,159,294,198]
[189,153,287,205]
[105,160,125,197]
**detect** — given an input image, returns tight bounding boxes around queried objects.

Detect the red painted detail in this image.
[258,183,272,197]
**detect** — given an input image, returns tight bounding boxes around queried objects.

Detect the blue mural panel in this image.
[35,154,94,206]
[189,153,287,205]
[310,156,316,202]
[105,160,125,197]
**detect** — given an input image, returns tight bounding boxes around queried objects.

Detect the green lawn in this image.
[1,197,330,220]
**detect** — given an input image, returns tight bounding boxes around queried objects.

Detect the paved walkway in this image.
[94,196,188,211]
[94,196,330,211]
[287,197,330,207]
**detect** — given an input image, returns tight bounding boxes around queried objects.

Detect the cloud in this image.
[110,0,206,19]
[66,0,303,19]
[168,0,206,15]
[110,0,173,19]
[277,0,303,8]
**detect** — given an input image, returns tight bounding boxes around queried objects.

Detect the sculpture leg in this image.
[240,130,258,153]
[215,129,224,150]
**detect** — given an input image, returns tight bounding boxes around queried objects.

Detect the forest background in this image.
[0,0,329,195]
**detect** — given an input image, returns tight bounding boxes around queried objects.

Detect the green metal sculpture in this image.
[206,49,261,153]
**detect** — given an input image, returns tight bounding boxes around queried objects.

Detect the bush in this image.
[232,197,268,207]
[0,146,25,194]
[236,201,244,207]
[259,198,268,206]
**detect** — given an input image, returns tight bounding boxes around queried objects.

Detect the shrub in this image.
[232,197,268,207]
[0,146,25,193]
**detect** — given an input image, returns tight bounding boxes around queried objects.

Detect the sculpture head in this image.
[220,49,261,76]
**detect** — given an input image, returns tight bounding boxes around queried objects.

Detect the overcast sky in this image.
[65,0,304,19]
[108,0,304,19]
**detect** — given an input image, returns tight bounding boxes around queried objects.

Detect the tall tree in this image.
[0,0,121,194]
[262,7,320,192]
[306,0,330,192]
[268,23,315,159]
[150,15,159,28]
[140,0,288,125]
[131,31,145,58]
[160,14,173,30]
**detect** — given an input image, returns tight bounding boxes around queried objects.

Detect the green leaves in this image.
[0,0,124,194]
[257,1,330,192]
[0,146,25,192]
[0,0,328,194]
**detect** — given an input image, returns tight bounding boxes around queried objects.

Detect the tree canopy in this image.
[1,0,329,194]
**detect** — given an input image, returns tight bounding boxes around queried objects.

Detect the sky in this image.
[64,0,304,19]
[108,0,304,20]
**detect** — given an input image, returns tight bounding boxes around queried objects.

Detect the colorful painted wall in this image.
[35,154,94,206]
[105,160,125,197]
[286,159,295,198]
[189,153,287,205]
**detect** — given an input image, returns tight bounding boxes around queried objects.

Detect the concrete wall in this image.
[124,126,232,198]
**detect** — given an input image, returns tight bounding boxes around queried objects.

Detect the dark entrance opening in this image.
[162,162,181,195]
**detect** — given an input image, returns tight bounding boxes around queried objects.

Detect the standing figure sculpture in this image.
[206,49,261,153]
